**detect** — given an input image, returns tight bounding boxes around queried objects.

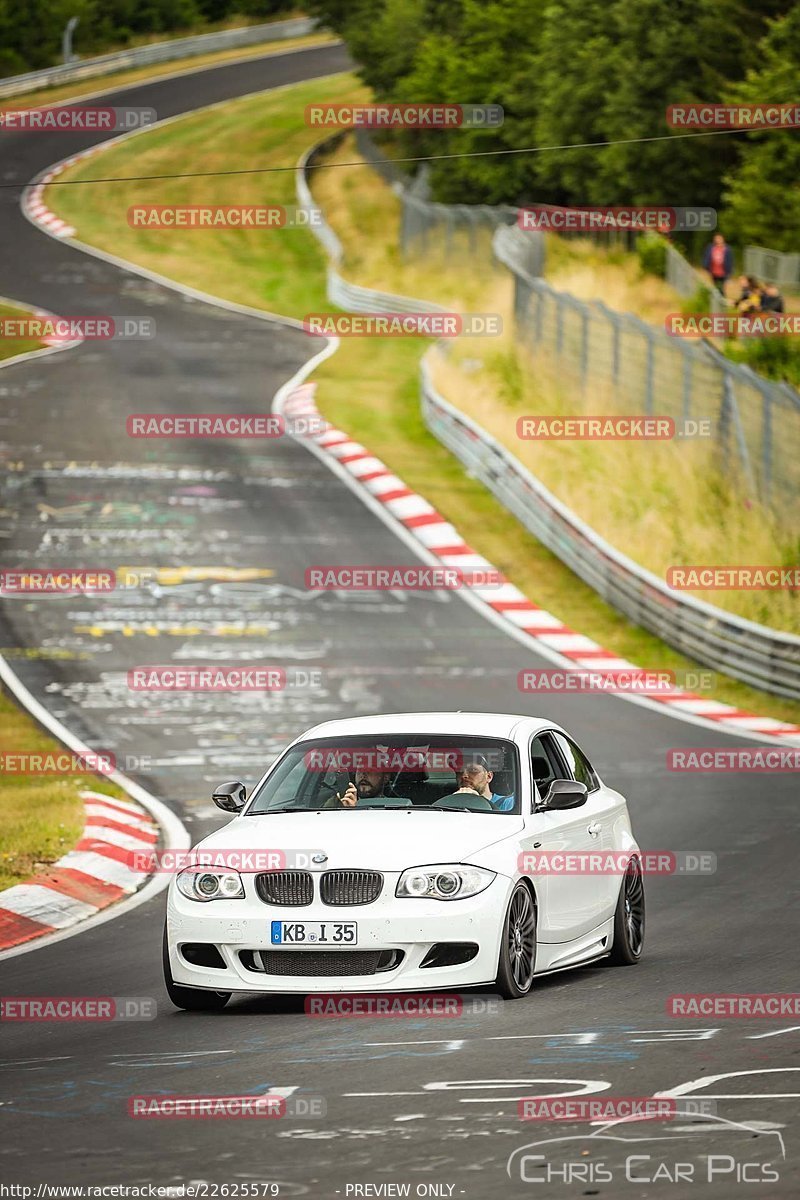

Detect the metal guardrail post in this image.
[682,347,693,425]
[761,387,773,505]
[644,330,655,415]
[555,295,564,357]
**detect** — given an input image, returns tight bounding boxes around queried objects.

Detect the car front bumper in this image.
[166,873,512,994]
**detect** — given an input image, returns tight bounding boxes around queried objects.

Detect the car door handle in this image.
[587,821,602,837]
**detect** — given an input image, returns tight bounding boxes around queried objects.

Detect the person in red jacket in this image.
[703,233,733,294]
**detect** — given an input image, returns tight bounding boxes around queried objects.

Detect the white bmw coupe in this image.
[163,712,645,1009]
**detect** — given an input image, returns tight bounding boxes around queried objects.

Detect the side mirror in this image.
[212,780,247,813]
[536,778,588,811]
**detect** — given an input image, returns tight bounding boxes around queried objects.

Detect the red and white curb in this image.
[0,790,158,951]
[21,150,98,239]
[282,381,800,745]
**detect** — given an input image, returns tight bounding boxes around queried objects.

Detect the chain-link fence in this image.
[744,246,800,289]
[494,226,800,520]
[663,243,726,312]
[315,133,799,519]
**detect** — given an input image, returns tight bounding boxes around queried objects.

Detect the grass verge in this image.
[0,689,128,891]
[0,301,43,362]
[45,72,800,725]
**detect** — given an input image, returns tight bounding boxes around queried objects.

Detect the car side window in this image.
[529,733,562,801]
[551,733,599,791]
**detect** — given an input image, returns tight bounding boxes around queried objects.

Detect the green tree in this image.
[594,0,760,209]
[391,0,546,204]
[531,0,617,205]
[721,5,800,251]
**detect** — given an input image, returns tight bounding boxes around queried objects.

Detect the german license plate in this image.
[270,920,357,945]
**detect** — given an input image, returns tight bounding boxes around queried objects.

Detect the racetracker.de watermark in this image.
[0,569,115,594]
[0,106,155,131]
[127,205,322,229]
[128,1095,326,1118]
[126,413,324,438]
[667,994,800,1018]
[0,996,156,1021]
[304,993,502,1017]
[305,566,502,590]
[303,747,507,772]
[0,750,114,775]
[127,666,322,691]
[137,849,322,872]
[516,415,711,439]
[303,313,501,337]
[0,317,154,340]
[667,102,800,129]
[518,1097,716,1121]
[518,205,716,232]
[668,748,800,772]
[667,313,800,337]
[305,103,504,128]
[518,851,716,875]
[667,565,799,590]
[518,668,716,694]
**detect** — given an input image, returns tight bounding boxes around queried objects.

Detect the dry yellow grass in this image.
[544,237,682,322]
[430,339,797,631]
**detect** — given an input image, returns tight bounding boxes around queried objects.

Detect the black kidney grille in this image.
[320,870,383,905]
[256,950,384,976]
[255,870,313,906]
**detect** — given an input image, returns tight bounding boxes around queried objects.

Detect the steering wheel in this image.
[432,790,494,811]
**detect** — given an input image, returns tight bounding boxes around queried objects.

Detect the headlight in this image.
[176,868,244,902]
[396,864,495,900]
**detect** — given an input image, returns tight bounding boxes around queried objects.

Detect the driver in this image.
[452,754,514,811]
[326,767,392,808]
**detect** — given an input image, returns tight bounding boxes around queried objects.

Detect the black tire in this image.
[608,856,645,965]
[162,925,231,1011]
[495,882,537,998]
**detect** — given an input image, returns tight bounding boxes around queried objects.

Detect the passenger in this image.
[452,754,515,811]
[760,283,785,313]
[736,275,762,315]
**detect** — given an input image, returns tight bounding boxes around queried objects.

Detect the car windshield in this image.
[246,735,520,815]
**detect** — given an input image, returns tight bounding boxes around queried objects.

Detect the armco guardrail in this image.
[298,141,448,317]
[297,137,800,701]
[420,354,800,700]
[0,18,317,99]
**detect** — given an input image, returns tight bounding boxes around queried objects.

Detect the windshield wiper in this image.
[246,805,321,815]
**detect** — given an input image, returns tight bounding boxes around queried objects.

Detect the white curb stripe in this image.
[0,885,98,928]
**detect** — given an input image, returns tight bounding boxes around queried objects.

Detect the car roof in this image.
[294,712,558,743]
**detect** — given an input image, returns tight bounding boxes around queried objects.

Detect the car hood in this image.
[196,809,523,871]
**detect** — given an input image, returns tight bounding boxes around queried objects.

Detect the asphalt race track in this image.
[1,43,799,1199]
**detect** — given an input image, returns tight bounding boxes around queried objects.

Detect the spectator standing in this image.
[703,233,733,295]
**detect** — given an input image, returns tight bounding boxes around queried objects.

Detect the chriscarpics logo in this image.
[506,1113,785,1185]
